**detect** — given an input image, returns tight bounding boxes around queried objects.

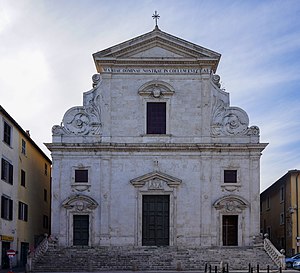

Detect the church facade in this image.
[46,26,267,248]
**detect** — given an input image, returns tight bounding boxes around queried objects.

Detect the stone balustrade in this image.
[264,237,285,268]
[26,234,49,272]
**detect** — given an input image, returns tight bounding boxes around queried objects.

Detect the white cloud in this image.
[0,0,300,192]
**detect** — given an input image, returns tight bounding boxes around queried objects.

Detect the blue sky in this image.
[0,0,300,191]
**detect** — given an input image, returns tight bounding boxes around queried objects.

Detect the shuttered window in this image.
[1,196,13,220]
[18,202,28,221]
[1,158,13,185]
[3,121,11,146]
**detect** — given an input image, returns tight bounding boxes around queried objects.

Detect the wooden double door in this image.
[142,195,170,246]
[73,215,89,246]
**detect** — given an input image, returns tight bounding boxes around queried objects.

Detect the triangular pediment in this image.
[130,171,182,188]
[123,45,190,58]
[93,28,221,72]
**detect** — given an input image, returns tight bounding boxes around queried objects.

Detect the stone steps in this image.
[31,245,277,272]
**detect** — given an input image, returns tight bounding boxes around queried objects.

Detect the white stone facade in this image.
[47,27,267,248]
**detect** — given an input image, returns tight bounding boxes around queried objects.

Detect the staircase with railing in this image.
[263,235,285,268]
[26,234,49,272]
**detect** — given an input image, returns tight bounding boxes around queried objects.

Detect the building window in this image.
[280,213,284,225]
[146,102,166,134]
[267,227,271,240]
[44,189,47,202]
[280,187,284,202]
[1,196,13,220]
[1,158,13,185]
[45,163,48,175]
[18,202,28,221]
[21,169,26,187]
[267,196,270,210]
[21,139,26,155]
[224,170,237,183]
[43,215,49,229]
[3,121,11,146]
[75,169,88,183]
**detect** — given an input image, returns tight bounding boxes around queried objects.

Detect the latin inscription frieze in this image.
[103,67,210,75]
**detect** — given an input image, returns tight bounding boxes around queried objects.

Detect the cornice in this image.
[46,142,268,153]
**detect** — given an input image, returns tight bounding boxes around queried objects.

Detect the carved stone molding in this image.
[221,183,241,192]
[130,171,182,188]
[212,74,221,88]
[71,184,91,192]
[138,80,175,98]
[52,74,102,136]
[213,195,248,213]
[62,195,98,212]
[211,96,260,137]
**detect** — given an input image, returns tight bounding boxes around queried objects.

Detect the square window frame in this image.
[224,170,238,183]
[71,166,91,185]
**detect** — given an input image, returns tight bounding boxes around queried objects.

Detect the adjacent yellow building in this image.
[260,170,300,257]
[0,105,51,269]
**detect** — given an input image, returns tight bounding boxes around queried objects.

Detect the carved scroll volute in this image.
[52,74,102,136]
[211,96,259,137]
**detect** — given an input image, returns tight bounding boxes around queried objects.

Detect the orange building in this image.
[261,170,300,256]
[0,105,51,268]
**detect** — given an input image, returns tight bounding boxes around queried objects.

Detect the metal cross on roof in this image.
[152,10,160,28]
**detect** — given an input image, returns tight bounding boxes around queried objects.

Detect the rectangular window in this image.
[43,215,49,229]
[75,169,88,183]
[45,163,48,176]
[224,170,237,183]
[280,187,284,202]
[267,196,270,210]
[21,169,26,187]
[3,121,11,146]
[267,227,271,240]
[1,196,13,220]
[44,189,47,202]
[21,139,26,155]
[147,102,166,134]
[280,213,284,225]
[1,158,13,185]
[18,202,28,221]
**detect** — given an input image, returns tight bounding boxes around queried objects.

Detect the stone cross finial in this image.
[152,11,160,28]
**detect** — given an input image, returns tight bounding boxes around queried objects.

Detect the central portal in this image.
[142,195,170,246]
[73,215,89,246]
